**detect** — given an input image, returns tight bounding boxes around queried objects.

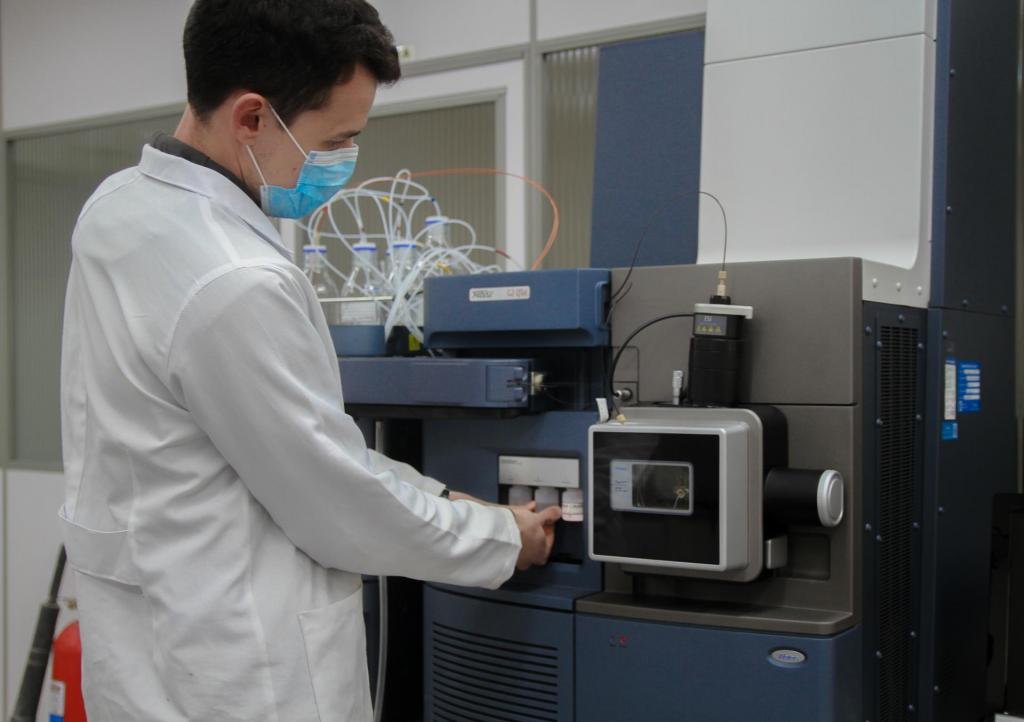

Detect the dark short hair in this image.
[183,0,401,123]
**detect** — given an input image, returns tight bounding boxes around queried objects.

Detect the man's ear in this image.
[231,93,270,144]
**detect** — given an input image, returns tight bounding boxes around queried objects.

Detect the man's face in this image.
[248,63,376,191]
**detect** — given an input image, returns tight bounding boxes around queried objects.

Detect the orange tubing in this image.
[408,167,560,270]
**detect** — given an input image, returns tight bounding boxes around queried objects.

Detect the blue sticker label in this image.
[942,421,959,440]
[957,361,981,413]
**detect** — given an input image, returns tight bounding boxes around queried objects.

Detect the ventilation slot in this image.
[430,622,560,722]
[877,325,919,722]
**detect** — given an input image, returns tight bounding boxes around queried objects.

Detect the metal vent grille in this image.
[430,622,560,722]
[877,325,919,721]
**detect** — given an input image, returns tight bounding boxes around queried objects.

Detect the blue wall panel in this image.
[589,31,705,269]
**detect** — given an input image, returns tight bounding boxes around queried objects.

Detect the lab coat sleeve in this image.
[363,448,446,496]
[165,264,520,589]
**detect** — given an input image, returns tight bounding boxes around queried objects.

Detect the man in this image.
[59,1,560,720]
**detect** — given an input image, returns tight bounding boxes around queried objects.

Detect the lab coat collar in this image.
[138,144,294,260]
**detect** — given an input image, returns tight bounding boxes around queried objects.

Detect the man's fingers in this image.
[539,505,562,525]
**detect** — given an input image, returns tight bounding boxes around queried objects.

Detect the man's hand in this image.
[510,501,561,571]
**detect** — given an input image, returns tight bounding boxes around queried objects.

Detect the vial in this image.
[561,489,583,522]
[424,216,449,247]
[534,487,560,513]
[507,485,532,507]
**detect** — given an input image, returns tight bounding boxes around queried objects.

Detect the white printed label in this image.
[561,489,584,522]
[49,679,66,718]
[944,360,957,421]
[498,456,579,489]
[341,300,379,325]
[468,285,531,302]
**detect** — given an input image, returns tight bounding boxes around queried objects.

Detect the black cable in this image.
[606,191,729,326]
[607,313,693,417]
[610,191,729,301]
[704,192,729,273]
[604,282,632,325]
[610,192,690,303]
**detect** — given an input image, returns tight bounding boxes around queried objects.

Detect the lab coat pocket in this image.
[58,505,140,586]
[298,590,373,722]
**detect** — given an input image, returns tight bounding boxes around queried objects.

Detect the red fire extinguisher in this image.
[49,618,86,722]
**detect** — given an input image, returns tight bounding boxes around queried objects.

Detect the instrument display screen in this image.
[611,460,694,515]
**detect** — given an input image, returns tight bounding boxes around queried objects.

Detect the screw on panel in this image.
[913,521,921,530]
[917,342,924,351]
[875,650,883,660]
[938,506,945,514]
[898,314,905,323]
[864,326,873,335]
[875,534,883,542]
[949,68,957,77]
[961,299,969,308]
[945,205,953,214]
[876,340,883,349]
[908,704,916,713]
[917,286,924,295]
[934,685,941,693]
[942,331,949,338]
[864,523,873,532]
[910,630,918,639]
[875,418,884,427]
[1002,305,1009,314]
[915,414,923,422]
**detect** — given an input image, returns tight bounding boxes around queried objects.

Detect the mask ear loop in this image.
[245,145,269,186]
[267,103,309,161]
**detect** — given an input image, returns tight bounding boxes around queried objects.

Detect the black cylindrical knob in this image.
[764,468,844,528]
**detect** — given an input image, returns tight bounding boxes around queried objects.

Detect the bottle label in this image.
[561,501,584,522]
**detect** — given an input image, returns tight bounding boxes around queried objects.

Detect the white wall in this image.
[1,0,710,132]
[704,0,936,63]
[537,0,706,42]
[698,0,937,307]
[371,0,707,58]
[372,0,529,62]
[0,0,191,131]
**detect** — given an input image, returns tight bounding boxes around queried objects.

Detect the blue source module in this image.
[422,269,610,349]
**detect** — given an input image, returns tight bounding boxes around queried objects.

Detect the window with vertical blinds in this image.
[541,46,599,269]
[7,113,180,465]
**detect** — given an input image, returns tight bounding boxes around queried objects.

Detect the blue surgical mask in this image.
[246,105,359,219]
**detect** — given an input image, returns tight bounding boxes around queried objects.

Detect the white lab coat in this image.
[59,145,521,722]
